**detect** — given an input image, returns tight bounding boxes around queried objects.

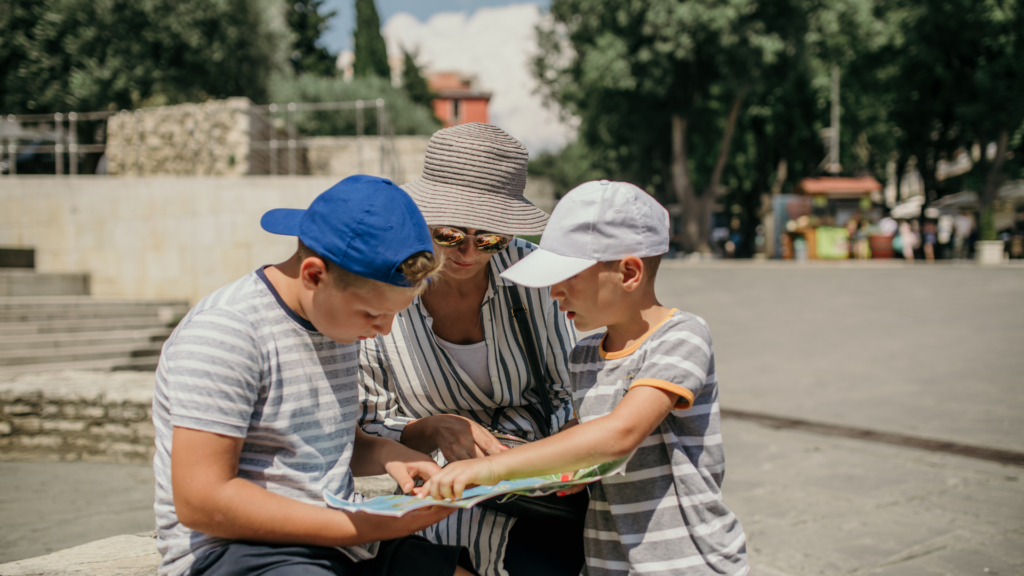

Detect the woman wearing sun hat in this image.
[358,123,581,576]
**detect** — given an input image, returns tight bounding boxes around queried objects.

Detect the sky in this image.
[319,0,551,54]
[319,1,571,153]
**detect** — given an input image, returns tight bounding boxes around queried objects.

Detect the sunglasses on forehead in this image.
[431,227,512,253]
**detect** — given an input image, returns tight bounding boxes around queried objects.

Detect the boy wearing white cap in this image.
[422,180,749,576]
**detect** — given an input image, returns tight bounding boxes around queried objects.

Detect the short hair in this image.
[601,255,663,284]
[296,240,440,293]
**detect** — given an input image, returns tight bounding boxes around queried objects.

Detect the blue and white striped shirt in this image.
[358,239,577,576]
[153,269,374,576]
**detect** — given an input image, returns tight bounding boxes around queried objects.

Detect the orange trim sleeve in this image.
[629,378,694,409]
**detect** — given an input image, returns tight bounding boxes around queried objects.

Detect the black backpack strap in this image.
[501,284,553,437]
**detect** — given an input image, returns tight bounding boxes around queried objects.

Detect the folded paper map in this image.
[324,456,630,517]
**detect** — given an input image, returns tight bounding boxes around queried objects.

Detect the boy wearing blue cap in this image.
[421,180,748,576]
[152,176,478,576]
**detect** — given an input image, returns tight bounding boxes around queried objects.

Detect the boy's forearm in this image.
[183,475,413,546]
[489,387,677,480]
[172,426,441,547]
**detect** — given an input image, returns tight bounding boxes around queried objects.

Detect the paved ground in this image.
[2,262,1022,571]
[656,262,1024,452]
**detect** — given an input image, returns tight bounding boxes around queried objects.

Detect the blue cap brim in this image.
[261,209,305,236]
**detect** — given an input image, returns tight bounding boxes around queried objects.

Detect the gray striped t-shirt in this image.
[152,268,374,576]
[571,309,748,576]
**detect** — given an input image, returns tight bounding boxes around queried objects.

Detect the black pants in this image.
[191,537,478,576]
[503,514,586,576]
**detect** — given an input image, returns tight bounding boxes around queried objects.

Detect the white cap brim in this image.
[500,248,597,288]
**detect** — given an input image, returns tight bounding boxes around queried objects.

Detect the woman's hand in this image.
[416,457,501,501]
[384,459,442,494]
[423,414,507,462]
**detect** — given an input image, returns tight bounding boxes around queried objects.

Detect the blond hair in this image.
[297,240,441,293]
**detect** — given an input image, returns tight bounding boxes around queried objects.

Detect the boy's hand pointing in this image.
[418,458,501,501]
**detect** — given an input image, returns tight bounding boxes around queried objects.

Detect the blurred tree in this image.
[400,47,435,109]
[527,140,609,199]
[536,0,809,253]
[287,0,338,77]
[353,0,390,79]
[268,72,439,136]
[881,0,1022,235]
[0,0,288,114]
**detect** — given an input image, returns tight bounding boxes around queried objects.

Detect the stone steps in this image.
[0,271,90,297]
[0,341,165,367]
[0,296,188,374]
[0,355,161,376]
[0,327,173,352]
[0,316,174,336]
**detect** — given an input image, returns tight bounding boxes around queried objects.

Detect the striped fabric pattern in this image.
[153,269,374,576]
[571,310,749,576]
[358,238,577,576]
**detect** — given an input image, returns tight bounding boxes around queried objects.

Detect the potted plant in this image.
[976,208,1005,265]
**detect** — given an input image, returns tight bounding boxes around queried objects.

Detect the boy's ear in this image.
[619,256,644,292]
[299,257,329,291]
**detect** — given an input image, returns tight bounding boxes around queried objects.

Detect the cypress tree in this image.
[352,0,390,79]
[401,48,435,107]
[287,0,338,77]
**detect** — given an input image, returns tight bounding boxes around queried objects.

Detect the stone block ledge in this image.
[0,370,156,463]
[0,532,160,576]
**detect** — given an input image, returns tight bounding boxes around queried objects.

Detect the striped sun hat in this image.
[401,123,549,236]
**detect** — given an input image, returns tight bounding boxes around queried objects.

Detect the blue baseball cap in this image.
[260,175,433,287]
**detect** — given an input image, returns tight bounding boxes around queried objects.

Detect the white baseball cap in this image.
[500,180,670,288]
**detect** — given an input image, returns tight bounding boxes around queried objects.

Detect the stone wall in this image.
[0,371,156,463]
[0,175,558,304]
[103,97,422,180]
[106,98,258,177]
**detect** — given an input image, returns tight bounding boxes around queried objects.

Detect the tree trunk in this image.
[981,129,1009,210]
[696,88,747,253]
[671,113,700,253]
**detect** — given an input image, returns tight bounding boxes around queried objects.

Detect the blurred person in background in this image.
[898,220,917,261]
[922,221,938,262]
[954,211,975,259]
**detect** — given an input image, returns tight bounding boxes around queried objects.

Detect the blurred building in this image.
[427,72,491,128]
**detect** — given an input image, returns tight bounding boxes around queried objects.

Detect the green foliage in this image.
[0,0,287,114]
[536,0,1023,256]
[980,207,998,241]
[287,0,338,77]
[401,48,435,109]
[268,73,439,136]
[353,0,390,79]
[527,141,609,199]
[881,0,1023,208]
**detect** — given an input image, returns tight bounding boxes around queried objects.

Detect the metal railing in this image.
[0,98,404,181]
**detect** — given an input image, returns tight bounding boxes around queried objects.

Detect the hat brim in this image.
[261,208,305,236]
[500,248,597,288]
[402,178,550,236]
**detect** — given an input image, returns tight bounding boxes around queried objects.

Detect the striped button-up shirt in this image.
[358,239,577,576]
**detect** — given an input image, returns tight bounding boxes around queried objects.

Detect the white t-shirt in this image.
[434,335,492,395]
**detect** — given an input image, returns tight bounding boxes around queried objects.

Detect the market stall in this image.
[772,176,884,260]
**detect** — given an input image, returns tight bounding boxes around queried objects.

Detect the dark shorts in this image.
[191,536,477,576]
[504,513,586,576]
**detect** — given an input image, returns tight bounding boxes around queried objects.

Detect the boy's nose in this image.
[550,281,567,300]
[374,315,396,337]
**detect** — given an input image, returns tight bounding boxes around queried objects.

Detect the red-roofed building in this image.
[428,72,491,128]
[796,176,882,198]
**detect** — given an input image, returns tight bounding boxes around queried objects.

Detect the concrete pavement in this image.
[656,262,1024,452]
[2,262,1022,570]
